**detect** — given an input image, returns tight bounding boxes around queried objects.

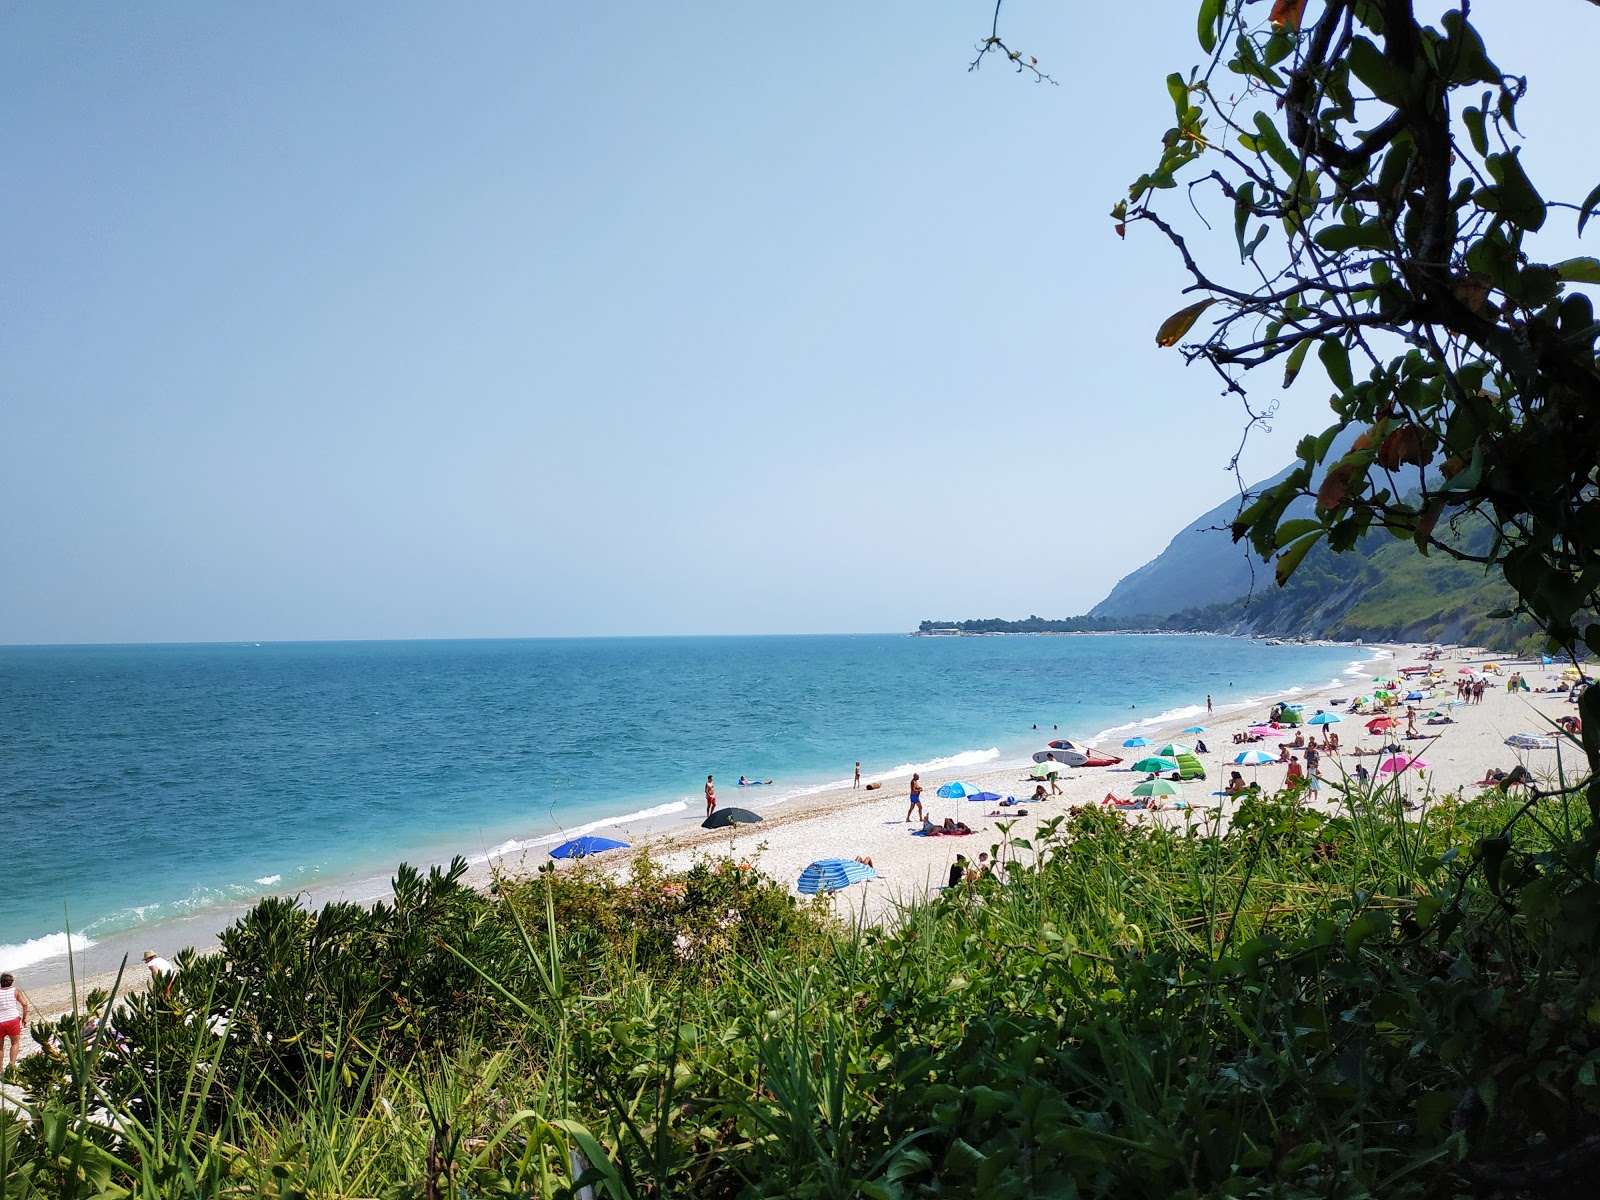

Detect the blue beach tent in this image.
[797,858,878,895]
[549,835,629,859]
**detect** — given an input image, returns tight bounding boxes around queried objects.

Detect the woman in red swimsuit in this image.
[0,973,28,1071]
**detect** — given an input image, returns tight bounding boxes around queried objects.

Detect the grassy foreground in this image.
[5,782,1600,1198]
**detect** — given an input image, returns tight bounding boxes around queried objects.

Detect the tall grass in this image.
[5,781,1597,1197]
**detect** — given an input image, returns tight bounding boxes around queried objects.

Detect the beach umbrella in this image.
[1366,716,1398,731]
[1458,667,1475,675]
[1123,736,1152,748]
[549,835,629,859]
[702,807,763,830]
[1404,690,1426,701]
[1132,756,1179,773]
[1307,712,1342,725]
[1158,742,1194,757]
[1232,749,1278,765]
[1247,725,1279,738]
[797,858,877,895]
[1377,755,1428,774]
[1181,726,1207,734]
[935,781,981,799]
[966,790,1004,803]
[1132,779,1183,798]
[1028,761,1066,779]
[1505,733,1557,750]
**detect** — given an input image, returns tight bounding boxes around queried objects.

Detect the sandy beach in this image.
[469,640,1584,922]
[18,640,1583,1046]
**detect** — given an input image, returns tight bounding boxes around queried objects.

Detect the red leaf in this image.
[1270,0,1308,30]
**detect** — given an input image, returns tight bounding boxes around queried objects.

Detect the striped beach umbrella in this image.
[797,858,877,895]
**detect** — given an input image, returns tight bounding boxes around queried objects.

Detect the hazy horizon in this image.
[4,4,1589,644]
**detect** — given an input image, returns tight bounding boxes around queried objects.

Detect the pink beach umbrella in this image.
[1247,725,1279,738]
[1457,667,1475,675]
[1378,755,1429,774]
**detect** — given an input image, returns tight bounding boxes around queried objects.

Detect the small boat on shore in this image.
[1033,747,1123,768]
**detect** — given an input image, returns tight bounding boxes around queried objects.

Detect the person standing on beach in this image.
[704,775,717,817]
[1207,694,1213,714]
[0,973,29,1070]
[906,773,925,823]
[853,762,861,789]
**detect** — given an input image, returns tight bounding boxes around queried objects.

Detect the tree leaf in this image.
[1275,518,1322,548]
[1462,106,1488,157]
[1554,257,1600,285]
[1283,335,1313,387]
[1269,0,1308,31]
[1275,532,1322,586]
[1318,337,1354,393]
[1579,181,1600,237]
[1197,0,1223,54]
[1314,222,1391,253]
[1486,150,1546,232]
[1155,298,1215,347]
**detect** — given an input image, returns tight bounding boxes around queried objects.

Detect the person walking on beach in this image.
[704,775,717,818]
[1207,694,1213,714]
[906,773,925,823]
[0,973,29,1071]
[853,762,861,789]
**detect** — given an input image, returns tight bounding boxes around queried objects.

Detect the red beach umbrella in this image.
[1366,716,1398,731]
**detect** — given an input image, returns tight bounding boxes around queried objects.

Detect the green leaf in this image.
[1462,106,1488,157]
[1275,531,1322,585]
[1313,222,1391,253]
[1167,72,1188,116]
[1234,180,1255,260]
[1318,337,1353,393]
[1579,181,1600,237]
[1283,335,1313,387]
[1252,112,1300,177]
[1348,36,1408,105]
[1198,0,1223,54]
[1439,11,1500,85]
[1274,518,1323,548]
[1486,150,1546,231]
[1556,257,1600,285]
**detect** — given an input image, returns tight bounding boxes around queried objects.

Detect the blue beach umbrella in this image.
[935,781,981,799]
[966,790,1004,803]
[1232,750,1277,765]
[1181,726,1207,734]
[797,858,878,895]
[1307,712,1342,725]
[549,835,629,859]
[1123,736,1152,748]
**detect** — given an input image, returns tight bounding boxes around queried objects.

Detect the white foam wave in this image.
[255,875,281,886]
[471,799,691,865]
[0,932,94,973]
[866,747,1000,785]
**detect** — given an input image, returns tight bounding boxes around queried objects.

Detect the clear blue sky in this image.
[1,4,1591,643]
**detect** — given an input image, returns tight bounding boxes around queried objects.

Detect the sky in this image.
[2,3,1594,643]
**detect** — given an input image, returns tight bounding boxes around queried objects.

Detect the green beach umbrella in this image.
[1132,779,1183,798]
[1132,756,1179,773]
[1028,761,1066,778]
[1158,743,1193,757]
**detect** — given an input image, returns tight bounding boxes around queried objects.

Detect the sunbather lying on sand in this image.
[1473,765,1528,789]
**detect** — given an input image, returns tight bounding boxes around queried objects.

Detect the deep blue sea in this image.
[0,634,1367,978]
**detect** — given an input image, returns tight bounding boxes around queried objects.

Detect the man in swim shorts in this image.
[704,775,717,817]
[906,772,925,823]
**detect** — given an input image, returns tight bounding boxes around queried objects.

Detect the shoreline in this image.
[19,639,1585,1038]
[2,637,1437,997]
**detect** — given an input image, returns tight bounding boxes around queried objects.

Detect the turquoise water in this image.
[0,634,1364,973]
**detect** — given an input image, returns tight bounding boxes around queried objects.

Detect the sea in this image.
[0,634,1372,983]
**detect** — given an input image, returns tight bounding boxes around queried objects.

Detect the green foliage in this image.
[11,780,1600,1196]
[1123,1,1600,673]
